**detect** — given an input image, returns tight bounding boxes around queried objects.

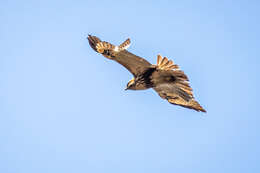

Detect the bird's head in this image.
[125,78,136,90]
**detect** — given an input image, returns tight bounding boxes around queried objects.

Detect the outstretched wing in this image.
[87,35,151,77]
[153,55,206,112]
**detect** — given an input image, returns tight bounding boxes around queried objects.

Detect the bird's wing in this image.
[152,55,206,112]
[87,35,151,77]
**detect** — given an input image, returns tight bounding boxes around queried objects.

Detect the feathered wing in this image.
[87,35,151,77]
[153,55,206,112]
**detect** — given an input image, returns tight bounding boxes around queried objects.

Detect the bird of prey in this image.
[87,35,206,112]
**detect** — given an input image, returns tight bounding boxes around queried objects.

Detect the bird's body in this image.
[87,35,206,112]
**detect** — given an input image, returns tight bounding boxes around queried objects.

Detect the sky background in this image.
[1,0,260,173]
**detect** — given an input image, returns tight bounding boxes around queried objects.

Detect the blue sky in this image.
[1,0,260,172]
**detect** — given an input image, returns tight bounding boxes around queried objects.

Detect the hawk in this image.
[87,35,206,112]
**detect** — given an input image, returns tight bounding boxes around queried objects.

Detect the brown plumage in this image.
[87,35,206,112]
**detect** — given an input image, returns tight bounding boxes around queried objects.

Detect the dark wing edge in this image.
[87,35,101,52]
[153,55,206,112]
[87,35,151,76]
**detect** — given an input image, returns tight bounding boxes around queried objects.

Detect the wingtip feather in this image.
[168,98,206,113]
[87,35,102,52]
[119,38,131,50]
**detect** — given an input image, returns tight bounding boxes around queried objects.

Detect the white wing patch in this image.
[114,46,119,52]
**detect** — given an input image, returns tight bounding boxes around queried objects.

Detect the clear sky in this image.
[1,0,260,173]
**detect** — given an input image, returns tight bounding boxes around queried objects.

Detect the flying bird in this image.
[87,35,206,112]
